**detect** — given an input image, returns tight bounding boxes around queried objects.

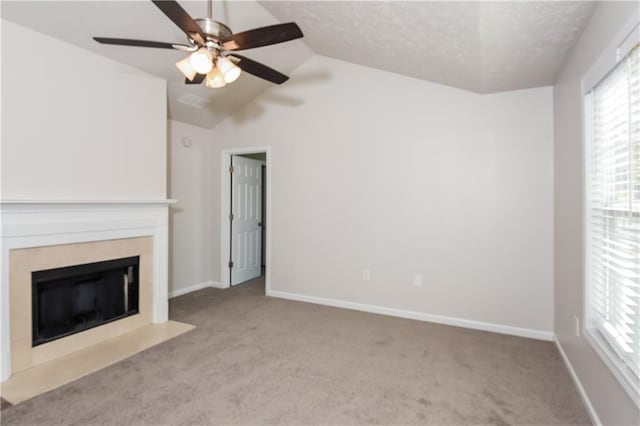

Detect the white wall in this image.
[553,2,640,424]
[208,56,554,336]
[1,21,167,200]
[168,119,218,295]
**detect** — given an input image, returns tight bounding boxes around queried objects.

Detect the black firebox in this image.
[32,256,140,346]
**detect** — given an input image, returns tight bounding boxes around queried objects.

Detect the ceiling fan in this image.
[93,0,303,88]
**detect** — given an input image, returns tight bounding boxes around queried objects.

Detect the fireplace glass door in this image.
[32,256,140,346]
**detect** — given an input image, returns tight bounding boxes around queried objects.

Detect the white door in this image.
[230,156,262,285]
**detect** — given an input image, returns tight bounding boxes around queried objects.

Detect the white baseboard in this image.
[267,290,554,341]
[169,281,221,298]
[554,336,601,426]
[210,281,229,289]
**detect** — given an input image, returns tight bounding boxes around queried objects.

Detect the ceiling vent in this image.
[177,92,210,109]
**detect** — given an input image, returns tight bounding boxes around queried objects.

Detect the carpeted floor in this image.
[1,276,589,425]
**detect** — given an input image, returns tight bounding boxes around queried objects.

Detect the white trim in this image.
[582,88,593,359]
[582,12,639,93]
[168,281,222,298]
[554,336,602,426]
[0,201,171,381]
[584,328,640,407]
[267,289,554,341]
[0,199,176,205]
[581,16,640,406]
[220,146,272,294]
[618,23,639,62]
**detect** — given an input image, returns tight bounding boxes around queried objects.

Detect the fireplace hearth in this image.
[32,256,140,346]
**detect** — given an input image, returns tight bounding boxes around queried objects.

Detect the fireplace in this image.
[32,256,140,346]
[1,201,172,381]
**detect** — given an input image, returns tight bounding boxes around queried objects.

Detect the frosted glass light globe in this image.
[175,56,197,81]
[189,48,213,74]
[205,67,226,88]
[217,56,242,83]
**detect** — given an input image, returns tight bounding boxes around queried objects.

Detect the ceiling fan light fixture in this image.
[93,1,303,86]
[189,48,214,74]
[205,67,226,88]
[217,56,241,83]
[176,56,197,81]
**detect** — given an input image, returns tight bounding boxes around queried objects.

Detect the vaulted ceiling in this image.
[2,1,597,128]
[262,1,598,93]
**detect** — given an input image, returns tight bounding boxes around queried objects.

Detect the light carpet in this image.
[1,276,589,425]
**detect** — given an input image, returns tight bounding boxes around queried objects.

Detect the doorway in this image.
[220,147,271,293]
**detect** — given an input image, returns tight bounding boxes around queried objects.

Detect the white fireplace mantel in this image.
[0,199,177,205]
[0,199,176,381]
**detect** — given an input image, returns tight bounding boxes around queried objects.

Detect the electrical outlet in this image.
[574,316,580,337]
[413,274,423,287]
[362,269,371,281]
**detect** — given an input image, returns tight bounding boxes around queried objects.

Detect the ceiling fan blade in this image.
[93,37,189,50]
[229,54,289,85]
[222,23,303,51]
[185,73,206,85]
[151,0,206,45]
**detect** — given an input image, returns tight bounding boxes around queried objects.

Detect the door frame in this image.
[220,146,271,294]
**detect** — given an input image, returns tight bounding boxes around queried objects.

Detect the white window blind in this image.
[586,43,640,387]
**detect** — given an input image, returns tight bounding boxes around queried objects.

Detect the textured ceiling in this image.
[261,1,598,93]
[1,1,313,128]
[2,1,597,128]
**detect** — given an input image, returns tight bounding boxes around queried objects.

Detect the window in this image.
[585,42,639,401]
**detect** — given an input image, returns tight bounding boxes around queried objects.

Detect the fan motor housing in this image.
[195,18,232,42]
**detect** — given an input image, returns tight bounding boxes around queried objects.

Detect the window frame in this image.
[582,17,640,408]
